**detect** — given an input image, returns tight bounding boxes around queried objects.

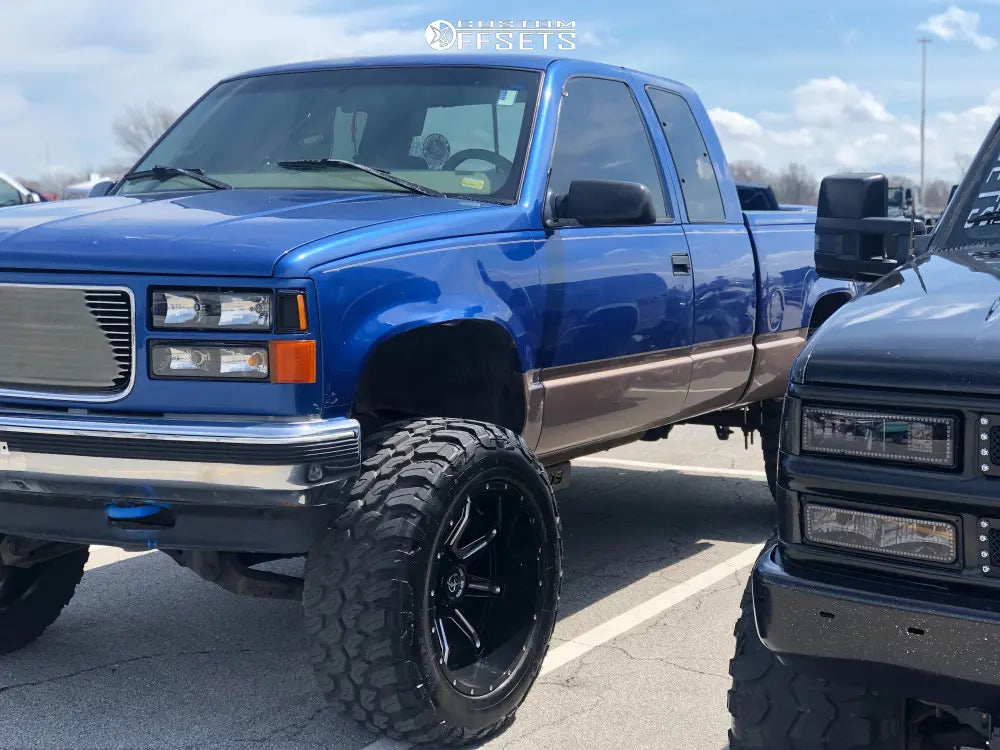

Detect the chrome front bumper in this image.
[0,413,361,507]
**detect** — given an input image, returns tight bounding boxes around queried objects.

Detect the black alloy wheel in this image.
[429,479,545,699]
[304,419,561,746]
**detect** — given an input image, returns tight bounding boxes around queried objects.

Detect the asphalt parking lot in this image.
[0,425,774,750]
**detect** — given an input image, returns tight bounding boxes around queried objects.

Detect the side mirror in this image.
[88,179,116,198]
[552,180,656,227]
[904,187,914,208]
[814,173,924,282]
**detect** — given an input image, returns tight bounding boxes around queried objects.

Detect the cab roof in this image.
[228,54,619,81]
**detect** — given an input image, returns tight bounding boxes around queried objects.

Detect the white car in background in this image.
[0,173,44,208]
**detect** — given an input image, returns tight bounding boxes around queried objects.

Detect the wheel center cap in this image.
[445,567,467,599]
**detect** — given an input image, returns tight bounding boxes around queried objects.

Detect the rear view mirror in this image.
[814,173,923,282]
[552,180,656,227]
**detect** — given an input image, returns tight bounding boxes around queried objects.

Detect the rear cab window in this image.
[646,87,726,223]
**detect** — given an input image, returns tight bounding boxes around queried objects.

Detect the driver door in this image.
[535,76,695,457]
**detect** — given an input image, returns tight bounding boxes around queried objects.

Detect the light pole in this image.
[919,37,931,198]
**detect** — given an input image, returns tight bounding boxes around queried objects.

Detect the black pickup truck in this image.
[728,116,1000,749]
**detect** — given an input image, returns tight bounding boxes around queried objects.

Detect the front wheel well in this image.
[352,321,527,435]
[808,292,851,334]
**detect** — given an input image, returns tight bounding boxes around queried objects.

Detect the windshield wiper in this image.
[121,166,233,191]
[276,159,443,198]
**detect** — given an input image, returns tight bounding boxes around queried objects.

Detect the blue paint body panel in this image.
[0,56,853,427]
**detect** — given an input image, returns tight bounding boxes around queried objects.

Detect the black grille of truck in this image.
[989,529,1000,567]
[0,285,133,398]
[990,426,1000,465]
[975,518,1000,576]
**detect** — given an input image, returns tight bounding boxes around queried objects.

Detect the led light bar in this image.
[804,503,956,564]
[802,406,955,467]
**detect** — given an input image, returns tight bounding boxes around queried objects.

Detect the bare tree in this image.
[922,179,952,212]
[774,162,818,205]
[729,160,773,184]
[955,153,971,181]
[113,103,177,158]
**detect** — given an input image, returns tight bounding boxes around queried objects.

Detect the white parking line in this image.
[577,456,767,480]
[540,543,762,675]
[357,543,762,750]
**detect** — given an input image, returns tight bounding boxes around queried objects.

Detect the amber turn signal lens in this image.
[269,340,316,383]
[296,294,308,331]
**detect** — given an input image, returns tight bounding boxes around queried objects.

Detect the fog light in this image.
[804,503,956,563]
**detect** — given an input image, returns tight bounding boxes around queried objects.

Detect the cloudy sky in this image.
[1,0,998,183]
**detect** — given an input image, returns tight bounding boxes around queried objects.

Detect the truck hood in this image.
[0,189,512,277]
[794,252,1000,394]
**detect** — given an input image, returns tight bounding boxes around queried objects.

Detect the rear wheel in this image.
[0,543,88,654]
[304,418,561,746]
[728,579,905,749]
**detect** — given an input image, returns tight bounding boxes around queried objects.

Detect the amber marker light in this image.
[269,340,317,383]
[276,291,309,332]
[296,294,308,331]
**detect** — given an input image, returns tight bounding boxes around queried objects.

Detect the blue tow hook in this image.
[105,502,174,532]
[105,504,165,520]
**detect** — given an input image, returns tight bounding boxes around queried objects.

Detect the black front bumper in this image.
[755,541,1000,707]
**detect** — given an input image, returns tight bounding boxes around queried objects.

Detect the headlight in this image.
[802,406,956,467]
[804,502,956,564]
[151,290,272,330]
[150,344,269,380]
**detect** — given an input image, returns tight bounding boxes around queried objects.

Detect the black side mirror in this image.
[904,187,914,208]
[814,173,924,282]
[552,180,656,227]
[88,179,116,198]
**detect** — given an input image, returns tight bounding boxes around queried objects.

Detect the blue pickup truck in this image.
[0,55,852,744]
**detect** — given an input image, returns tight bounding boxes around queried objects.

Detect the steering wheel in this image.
[442,149,513,173]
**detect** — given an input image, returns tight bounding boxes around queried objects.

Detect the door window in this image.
[549,77,669,221]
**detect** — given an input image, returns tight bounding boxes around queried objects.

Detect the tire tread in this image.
[304,418,559,746]
[728,582,904,750]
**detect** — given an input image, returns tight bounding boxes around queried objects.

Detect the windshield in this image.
[119,66,541,202]
[947,142,1000,248]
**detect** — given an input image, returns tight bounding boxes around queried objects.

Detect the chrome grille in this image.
[0,285,133,399]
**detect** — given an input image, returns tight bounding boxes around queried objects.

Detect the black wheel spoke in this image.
[445,497,471,552]
[450,608,482,650]
[465,574,502,597]
[456,527,498,561]
[435,617,451,665]
[428,470,550,698]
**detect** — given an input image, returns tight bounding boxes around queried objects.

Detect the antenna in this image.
[919,37,932,200]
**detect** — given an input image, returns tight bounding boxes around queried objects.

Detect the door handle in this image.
[671,252,691,276]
